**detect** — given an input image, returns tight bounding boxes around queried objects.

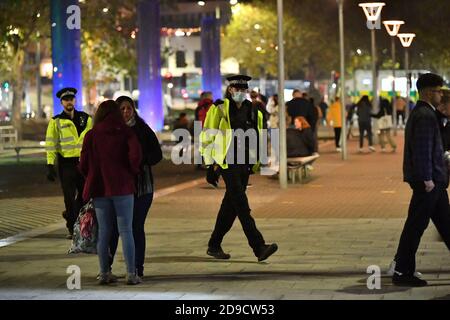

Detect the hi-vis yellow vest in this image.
[45,112,93,165]
[199,98,263,172]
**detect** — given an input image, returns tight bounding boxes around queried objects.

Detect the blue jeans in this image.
[109,193,153,276]
[94,195,135,274]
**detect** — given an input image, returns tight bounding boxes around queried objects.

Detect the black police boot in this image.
[256,243,278,262]
[207,246,231,260]
[392,272,427,287]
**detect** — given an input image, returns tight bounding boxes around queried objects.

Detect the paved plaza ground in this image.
[0,133,449,300]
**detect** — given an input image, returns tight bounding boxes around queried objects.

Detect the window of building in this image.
[176,51,187,68]
[194,51,202,68]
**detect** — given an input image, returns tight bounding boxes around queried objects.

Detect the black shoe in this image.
[207,247,231,260]
[62,211,68,221]
[392,273,427,287]
[257,243,278,262]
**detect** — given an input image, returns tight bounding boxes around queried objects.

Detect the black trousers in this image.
[334,127,342,148]
[358,121,373,148]
[58,162,84,234]
[397,110,405,125]
[208,164,265,256]
[109,193,154,276]
[395,182,450,275]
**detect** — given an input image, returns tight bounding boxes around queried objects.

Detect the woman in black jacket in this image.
[286,116,315,157]
[108,96,163,279]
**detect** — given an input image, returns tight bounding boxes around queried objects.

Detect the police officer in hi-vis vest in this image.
[200,75,278,262]
[45,88,93,239]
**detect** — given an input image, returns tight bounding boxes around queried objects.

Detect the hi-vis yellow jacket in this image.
[45,111,93,165]
[199,98,263,172]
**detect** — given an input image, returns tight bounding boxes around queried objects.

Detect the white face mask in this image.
[232,91,247,103]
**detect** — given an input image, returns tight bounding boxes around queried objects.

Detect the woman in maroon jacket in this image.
[79,100,142,285]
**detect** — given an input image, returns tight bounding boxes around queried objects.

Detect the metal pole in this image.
[405,48,410,121]
[277,0,288,189]
[391,36,397,136]
[36,34,42,118]
[371,28,378,112]
[338,0,347,160]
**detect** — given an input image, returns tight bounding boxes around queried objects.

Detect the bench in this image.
[2,145,45,163]
[287,154,320,183]
[0,125,18,146]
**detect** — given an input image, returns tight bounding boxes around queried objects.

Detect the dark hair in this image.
[302,92,308,98]
[250,91,259,99]
[94,100,122,125]
[200,91,213,100]
[358,95,370,105]
[224,85,233,100]
[416,73,444,91]
[116,96,136,111]
[293,89,301,95]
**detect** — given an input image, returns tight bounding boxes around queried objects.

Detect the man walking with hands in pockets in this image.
[393,73,450,287]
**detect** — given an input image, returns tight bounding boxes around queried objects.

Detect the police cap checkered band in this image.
[229,79,248,85]
[60,90,76,99]
[56,87,77,99]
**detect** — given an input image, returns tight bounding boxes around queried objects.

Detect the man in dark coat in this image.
[286,90,316,130]
[393,73,450,287]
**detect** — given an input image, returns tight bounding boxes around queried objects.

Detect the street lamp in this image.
[277,0,287,188]
[359,2,385,112]
[397,32,416,121]
[337,0,347,160]
[383,20,404,136]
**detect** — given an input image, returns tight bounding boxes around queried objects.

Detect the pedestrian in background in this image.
[79,100,142,285]
[286,116,315,158]
[319,97,329,126]
[310,97,321,153]
[374,97,397,153]
[251,90,269,128]
[266,94,279,130]
[286,90,315,129]
[356,95,376,153]
[395,95,407,128]
[436,90,450,151]
[327,97,343,152]
[195,91,214,127]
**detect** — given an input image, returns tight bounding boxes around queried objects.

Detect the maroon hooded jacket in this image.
[79,113,142,201]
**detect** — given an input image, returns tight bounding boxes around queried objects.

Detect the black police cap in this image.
[227,75,252,89]
[56,87,77,100]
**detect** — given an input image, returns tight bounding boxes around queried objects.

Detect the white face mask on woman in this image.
[232,91,247,104]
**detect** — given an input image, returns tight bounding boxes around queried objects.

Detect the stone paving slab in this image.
[0,133,449,300]
[0,218,449,300]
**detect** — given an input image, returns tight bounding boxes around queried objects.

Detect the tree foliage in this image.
[222,1,339,81]
[0,0,50,136]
